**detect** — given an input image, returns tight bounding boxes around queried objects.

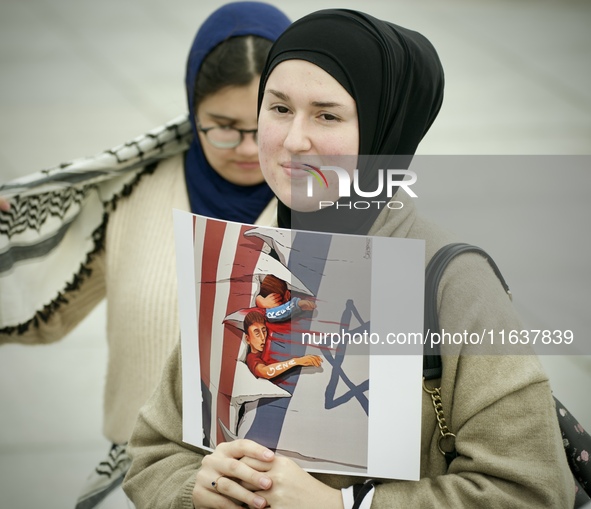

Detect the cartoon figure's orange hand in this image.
[256,293,283,308]
[297,355,323,367]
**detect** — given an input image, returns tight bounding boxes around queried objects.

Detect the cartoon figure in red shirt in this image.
[243,310,322,379]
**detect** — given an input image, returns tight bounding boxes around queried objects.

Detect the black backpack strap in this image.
[423,243,512,380]
[422,243,512,467]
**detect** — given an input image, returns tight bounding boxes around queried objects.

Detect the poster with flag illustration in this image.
[173,210,425,480]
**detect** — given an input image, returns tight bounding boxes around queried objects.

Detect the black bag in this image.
[422,243,591,508]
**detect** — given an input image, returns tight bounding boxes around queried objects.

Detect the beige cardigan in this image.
[123,194,575,508]
[0,154,276,444]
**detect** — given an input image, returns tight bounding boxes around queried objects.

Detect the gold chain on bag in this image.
[422,378,456,456]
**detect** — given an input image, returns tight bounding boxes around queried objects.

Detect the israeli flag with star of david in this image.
[174,210,424,480]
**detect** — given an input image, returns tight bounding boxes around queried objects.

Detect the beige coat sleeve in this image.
[123,341,205,509]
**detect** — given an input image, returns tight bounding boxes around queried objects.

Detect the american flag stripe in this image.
[215,225,264,444]
[198,219,227,388]
[207,222,237,445]
[193,218,226,444]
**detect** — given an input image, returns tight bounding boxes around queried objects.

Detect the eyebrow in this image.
[201,112,237,124]
[266,89,346,109]
[266,89,289,102]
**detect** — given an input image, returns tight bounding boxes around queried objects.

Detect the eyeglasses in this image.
[197,123,258,149]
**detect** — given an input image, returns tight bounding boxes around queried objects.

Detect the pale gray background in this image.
[0,0,590,507]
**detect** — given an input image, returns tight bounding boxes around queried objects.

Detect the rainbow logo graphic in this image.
[302,164,328,188]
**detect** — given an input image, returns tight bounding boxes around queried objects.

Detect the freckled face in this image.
[258,60,359,211]
[196,78,263,186]
[246,322,267,352]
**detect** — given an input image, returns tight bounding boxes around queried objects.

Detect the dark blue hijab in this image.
[184,2,290,223]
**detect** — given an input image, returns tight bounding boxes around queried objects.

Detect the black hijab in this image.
[257,9,445,234]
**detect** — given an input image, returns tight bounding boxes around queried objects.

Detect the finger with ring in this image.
[211,475,224,492]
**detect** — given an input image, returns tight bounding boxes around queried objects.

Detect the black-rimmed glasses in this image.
[197,123,258,149]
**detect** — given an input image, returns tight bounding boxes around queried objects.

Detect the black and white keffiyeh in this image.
[0,115,191,334]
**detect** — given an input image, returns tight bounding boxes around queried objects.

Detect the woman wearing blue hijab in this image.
[0,3,290,509]
[184,2,291,224]
[75,3,289,507]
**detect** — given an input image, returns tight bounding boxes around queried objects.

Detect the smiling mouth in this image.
[286,162,319,171]
[282,162,321,179]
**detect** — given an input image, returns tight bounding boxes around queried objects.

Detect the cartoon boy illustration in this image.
[243,310,322,379]
[255,274,316,322]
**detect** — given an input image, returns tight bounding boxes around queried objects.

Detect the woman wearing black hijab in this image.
[258,8,444,236]
[123,9,574,509]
